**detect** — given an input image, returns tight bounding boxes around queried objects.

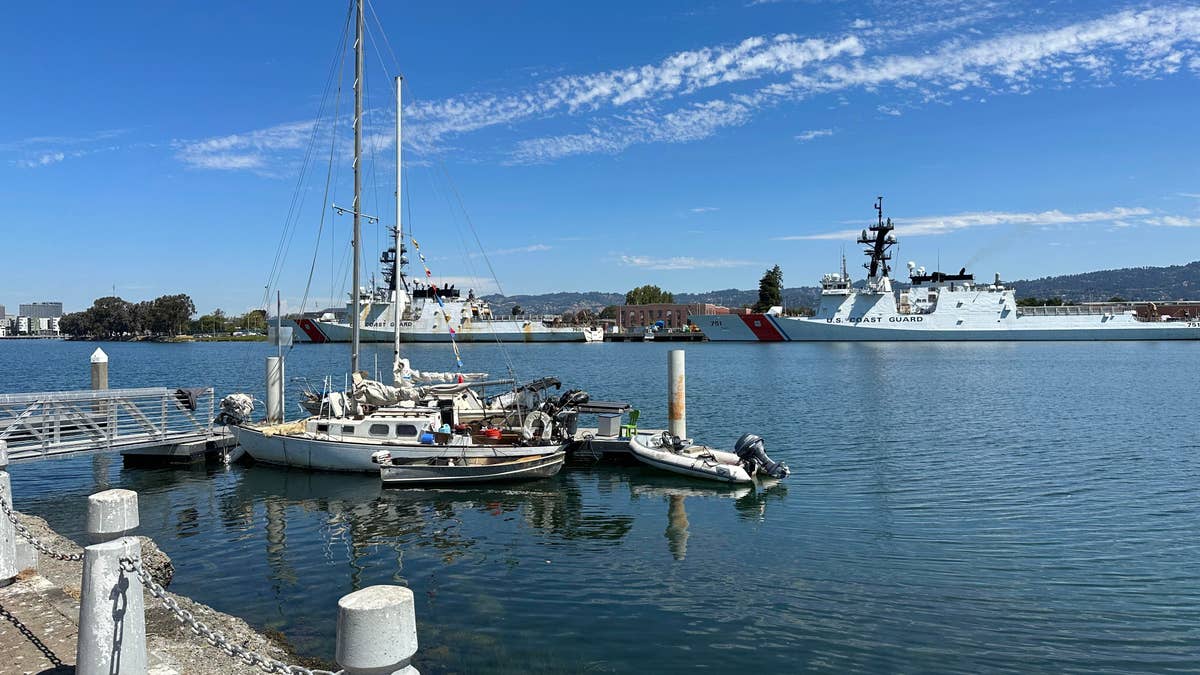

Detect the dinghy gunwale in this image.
[628,433,755,484]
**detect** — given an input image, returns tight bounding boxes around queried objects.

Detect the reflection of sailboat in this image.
[232,0,582,472]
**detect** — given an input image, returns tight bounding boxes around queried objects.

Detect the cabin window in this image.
[316,424,329,433]
[341,425,355,435]
[369,424,390,436]
[395,424,418,436]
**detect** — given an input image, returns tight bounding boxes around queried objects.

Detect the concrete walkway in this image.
[1,513,329,675]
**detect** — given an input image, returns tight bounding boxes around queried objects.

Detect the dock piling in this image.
[0,440,16,584]
[336,585,420,675]
[668,350,686,440]
[90,348,109,391]
[266,356,283,423]
[77,488,146,675]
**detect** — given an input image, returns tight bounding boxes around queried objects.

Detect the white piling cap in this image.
[0,440,7,468]
[86,489,139,542]
[336,585,418,674]
[90,347,109,364]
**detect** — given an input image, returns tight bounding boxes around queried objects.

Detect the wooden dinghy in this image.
[628,432,790,484]
[373,450,566,487]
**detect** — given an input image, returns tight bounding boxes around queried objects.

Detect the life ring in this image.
[522,411,554,440]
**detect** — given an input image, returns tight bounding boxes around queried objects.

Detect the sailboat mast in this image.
[393,75,404,370]
[350,0,364,374]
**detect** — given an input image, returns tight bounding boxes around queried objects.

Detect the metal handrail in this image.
[0,387,214,460]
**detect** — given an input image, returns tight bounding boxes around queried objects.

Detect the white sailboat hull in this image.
[233,425,564,473]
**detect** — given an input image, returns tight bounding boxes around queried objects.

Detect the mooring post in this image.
[667,349,686,440]
[265,356,283,424]
[336,585,420,675]
[0,441,16,585]
[90,347,109,390]
[77,489,146,675]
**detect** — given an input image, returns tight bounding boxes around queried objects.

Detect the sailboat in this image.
[229,0,585,472]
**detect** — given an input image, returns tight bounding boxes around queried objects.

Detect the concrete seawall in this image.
[0,511,328,674]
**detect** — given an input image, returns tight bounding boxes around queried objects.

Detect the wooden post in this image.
[90,348,109,390]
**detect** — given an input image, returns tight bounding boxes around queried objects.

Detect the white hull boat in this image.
[234,425,563,473]
[374,450,566,486]
[693,198,1200,342]
[628,432,789,484]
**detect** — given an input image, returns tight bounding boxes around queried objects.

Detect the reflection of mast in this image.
[666,495,689,561]
[265,498,297,588]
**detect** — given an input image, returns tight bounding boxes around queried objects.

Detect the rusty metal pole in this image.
[667,350,686,440]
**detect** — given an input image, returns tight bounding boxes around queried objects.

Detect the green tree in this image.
[511,305,523,316]
[753,265,783,312]
[88,296,134,338]
[58,311,90,337]
[1107,296,1126,303]
[152,294,195,335]
[624,285,674,305]
[599,305,619,320]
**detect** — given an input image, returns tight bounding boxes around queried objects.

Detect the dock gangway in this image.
[0,387,215,461]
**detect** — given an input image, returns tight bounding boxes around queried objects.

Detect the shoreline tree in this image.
[753,265,783,312]
[625,285,674,305]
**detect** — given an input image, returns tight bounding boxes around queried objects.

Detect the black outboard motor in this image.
[734,433,790,479]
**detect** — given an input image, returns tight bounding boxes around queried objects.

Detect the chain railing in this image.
[0,491,83,562]
[121,557,336,675]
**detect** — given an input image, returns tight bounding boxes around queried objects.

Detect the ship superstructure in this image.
[292,245,601,343]
[692,198,1200,341]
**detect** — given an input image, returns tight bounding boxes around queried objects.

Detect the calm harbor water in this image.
[2,339,1199,673]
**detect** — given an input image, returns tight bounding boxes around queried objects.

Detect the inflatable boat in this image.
[628,432,789,484]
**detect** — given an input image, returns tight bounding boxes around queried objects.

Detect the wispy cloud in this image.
[1143,215,1200,228]
[174,120,316,173]
[777,206,1154,240]
[689,206,720,213]
[168,5,1200,169]
[487,243,552,256]
[424,5,1200,162]
[620,255,759,270]
[14,152,65,168]
[795,128,834,142]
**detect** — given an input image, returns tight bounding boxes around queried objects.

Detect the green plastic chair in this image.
[620,409,640,438]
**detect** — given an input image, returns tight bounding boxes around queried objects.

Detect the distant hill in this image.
[483,261,1200,314]
[1010,261,1200,302]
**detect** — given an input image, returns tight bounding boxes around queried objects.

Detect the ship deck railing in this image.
[1016,303,1134,317]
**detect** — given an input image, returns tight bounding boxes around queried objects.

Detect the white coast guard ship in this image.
[693,199,1200,341]
[292,248,602,344]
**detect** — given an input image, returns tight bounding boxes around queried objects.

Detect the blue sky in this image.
[2,0,1199,315]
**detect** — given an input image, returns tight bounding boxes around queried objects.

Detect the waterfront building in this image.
[0,304,6,321]
[20,302,63,319]
[617,303,744,330]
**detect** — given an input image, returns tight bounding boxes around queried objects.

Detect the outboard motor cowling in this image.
[734,433,790,479]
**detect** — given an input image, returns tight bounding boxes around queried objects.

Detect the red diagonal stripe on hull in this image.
[738,314,785,341]
[296,319,328,343]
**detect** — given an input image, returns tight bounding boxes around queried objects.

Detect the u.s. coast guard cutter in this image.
[692,199,1200,341]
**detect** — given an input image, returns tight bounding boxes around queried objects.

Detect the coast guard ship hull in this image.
[695,198,1200,342]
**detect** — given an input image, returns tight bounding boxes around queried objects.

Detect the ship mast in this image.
[858,195,896,280]
[393,74,405,375]
[350,0,364,374]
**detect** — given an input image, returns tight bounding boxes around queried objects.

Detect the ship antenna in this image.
[841,246,848,281]
[875,196,883,228]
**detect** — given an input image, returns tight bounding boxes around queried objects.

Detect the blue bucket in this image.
[419,432,435,445]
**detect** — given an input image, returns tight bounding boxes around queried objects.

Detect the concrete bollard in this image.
[265,356,283,424]
[77,489,146,675]
[90,347,109,390]
[667,349,686,440]
[0,441,16,584]
[336,585,420,675]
